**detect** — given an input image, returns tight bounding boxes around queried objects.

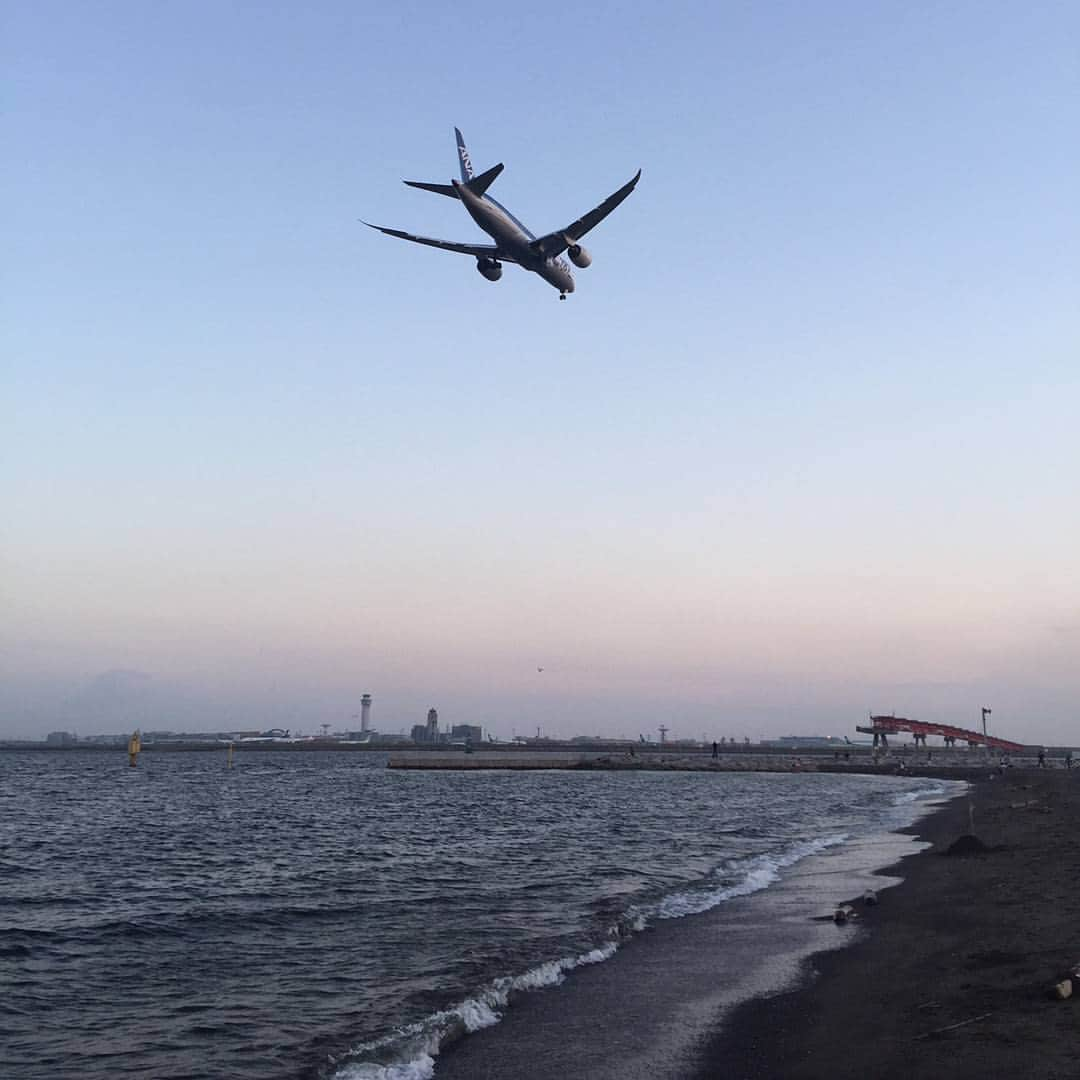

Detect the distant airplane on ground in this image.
[363,128,640,300]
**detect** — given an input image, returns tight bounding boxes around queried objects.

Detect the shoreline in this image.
[423,776,956,1080]
[694,768,1080,1079]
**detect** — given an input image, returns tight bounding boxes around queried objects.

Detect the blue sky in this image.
[4,1,1078,742]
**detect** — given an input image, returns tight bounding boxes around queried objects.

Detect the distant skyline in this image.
[4,2,1078,743]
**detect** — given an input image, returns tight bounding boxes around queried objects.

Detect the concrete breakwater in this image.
[386,749,999,779]
[389,751,603,770]
[387,750,821,771]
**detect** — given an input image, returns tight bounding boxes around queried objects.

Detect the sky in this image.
[3,1,1078,743]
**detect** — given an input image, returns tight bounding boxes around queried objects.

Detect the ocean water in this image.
[0,751,957,1079]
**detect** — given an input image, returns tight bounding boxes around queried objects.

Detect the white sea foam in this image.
[334,1055,436,1080]
[456,996,501,1032]
[331,941,619,1079]
[891,783,947,806]
[652,833,849,920]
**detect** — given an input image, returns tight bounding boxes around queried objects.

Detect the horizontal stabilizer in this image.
[403,162,504,201]
[403,179,459,198]
[465,162,503,197]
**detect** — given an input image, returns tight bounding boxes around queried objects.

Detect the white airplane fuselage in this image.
[452,179,575,295]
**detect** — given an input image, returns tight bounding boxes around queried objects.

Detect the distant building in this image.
[412,709,444,744]
[451,724,482,744]
[373,732,410,745]
[360,693,372,732]
[45,731,77,746]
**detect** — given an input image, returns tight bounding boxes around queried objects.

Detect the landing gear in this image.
[559,293,566,301]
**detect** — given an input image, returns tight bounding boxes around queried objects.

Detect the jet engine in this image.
[567,244,591,269]
[476,257,503,281]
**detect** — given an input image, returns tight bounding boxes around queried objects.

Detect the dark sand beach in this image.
[698,767,1080,1079]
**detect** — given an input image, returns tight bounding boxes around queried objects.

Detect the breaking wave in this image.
[650,833,849,920]
[330,832,851,1077]
[891,782,949,806]
[331,943,617,1079]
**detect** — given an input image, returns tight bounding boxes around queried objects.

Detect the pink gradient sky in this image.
[4,2,1078,743]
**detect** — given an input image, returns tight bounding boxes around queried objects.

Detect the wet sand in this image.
[697,767,1080,1079]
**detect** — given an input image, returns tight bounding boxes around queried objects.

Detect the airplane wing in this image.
[362,222,517,262]
[530,169,641,259]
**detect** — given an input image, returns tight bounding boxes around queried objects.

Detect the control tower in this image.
[360,693,372,733]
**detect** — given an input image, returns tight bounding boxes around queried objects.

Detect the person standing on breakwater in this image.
[712,741,719,760]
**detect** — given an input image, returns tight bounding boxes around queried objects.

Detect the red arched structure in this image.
[856,714,1024,752]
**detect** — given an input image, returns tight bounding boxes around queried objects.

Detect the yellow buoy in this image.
[127,729,141,767]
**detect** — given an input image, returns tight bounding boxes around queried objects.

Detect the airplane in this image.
[363,128,640,300]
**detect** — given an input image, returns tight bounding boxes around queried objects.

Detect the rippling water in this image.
[0,751,953,1079]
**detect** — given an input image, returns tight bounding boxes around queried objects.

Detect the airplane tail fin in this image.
[454,127,474,181]
[404,162,503,200]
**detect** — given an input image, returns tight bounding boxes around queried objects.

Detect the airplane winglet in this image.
[402,162,503,200]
